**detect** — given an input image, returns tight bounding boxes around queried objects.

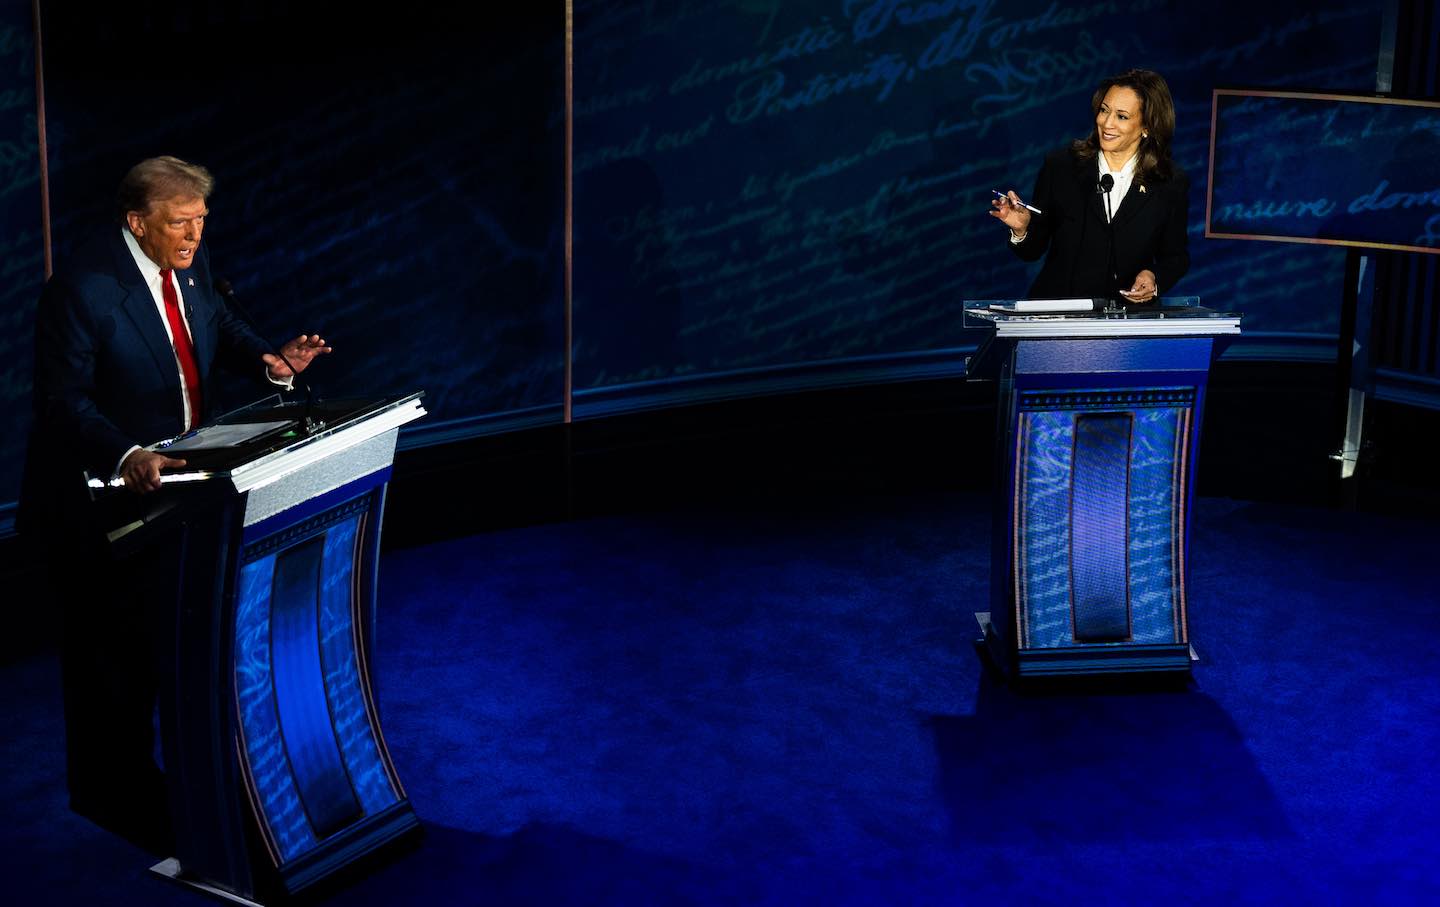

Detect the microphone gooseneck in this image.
[213,277,321,432]
[1097,173,1121,309]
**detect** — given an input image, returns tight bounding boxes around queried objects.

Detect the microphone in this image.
[1097,174,1120,308]
[213,277,321,432]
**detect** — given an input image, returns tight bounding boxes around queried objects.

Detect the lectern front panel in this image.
[233,479,410,884]
[1012,391,1191,651]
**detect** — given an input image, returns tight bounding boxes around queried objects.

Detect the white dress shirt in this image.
[1096,151,1139,221]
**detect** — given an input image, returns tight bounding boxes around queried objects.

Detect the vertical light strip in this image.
[1175,407,1191,643]
[1013,413,1028,648]
[31,0,52,278]
[1170,409,1184,642]
[563,0,574,423]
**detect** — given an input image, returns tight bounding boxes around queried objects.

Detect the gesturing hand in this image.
[264,334,332,378]
[989,190,1033,237]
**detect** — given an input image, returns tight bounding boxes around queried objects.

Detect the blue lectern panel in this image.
[318,518,403,816]
[1015,394,1190,649]
[271,537,364,839]
[235,496,406,868]
[1016,338,1214,376]
[1071,414,1133,642]
[1129,407,1189,644]
[1014,411,1073,648]
[236,553,315,862]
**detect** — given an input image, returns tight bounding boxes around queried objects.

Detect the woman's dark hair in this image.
[1072,69,1177,183]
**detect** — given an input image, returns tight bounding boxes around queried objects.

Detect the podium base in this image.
[974,612,1197,678]
[150,858,265,906]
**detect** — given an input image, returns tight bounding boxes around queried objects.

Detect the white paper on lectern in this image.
[151,420,294,452]
[989,299,1094,313]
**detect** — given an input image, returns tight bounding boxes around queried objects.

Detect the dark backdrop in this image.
[1,0,45,513]
[0,0,1406,512]
[0,2,566,509]
[571,0,1383,395]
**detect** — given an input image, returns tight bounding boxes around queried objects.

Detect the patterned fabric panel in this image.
[319,516,401,816]
[1016,411,1076,649]
[270,538,363,840]
[1016,401,1190,649]
[1128,408,1187,643]
[1071,413,1134,642]
[235,554,316,863]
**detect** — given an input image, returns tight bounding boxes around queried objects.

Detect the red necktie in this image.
[159,268,203,429]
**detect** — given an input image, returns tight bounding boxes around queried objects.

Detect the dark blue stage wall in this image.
[571,0,1383,393]
[0,5,566,512]
[0,2,1398,509]
[0,1,44,510]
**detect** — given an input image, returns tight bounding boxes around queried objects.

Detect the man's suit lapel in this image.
[109,231,183,397]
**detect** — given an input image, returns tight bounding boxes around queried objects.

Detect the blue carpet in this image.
[2,493,1437,904]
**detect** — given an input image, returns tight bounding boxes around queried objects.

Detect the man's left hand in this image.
[264,334,332,378]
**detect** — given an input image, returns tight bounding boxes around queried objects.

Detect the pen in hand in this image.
[992,189,1042,215]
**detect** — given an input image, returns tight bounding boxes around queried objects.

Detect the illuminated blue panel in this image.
[1070,414,1132,642]
[235,554,315,863]
[271,538,363,840]
[1019,400,1189,650]
[1018,410,1074,649]
[318,516,400,816]
[1129,409,1186,643]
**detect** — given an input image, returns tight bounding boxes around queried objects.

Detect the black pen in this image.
[992,189,1042,215]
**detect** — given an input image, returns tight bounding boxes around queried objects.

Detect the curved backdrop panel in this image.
[0,1,1398,518]
[0,2,44,509]
[571,0,1384,409]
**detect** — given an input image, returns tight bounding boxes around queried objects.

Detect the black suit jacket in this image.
[20,229,270,536]
[1011,147,1190,299]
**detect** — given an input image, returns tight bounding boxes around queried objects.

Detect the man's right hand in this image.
[119,449,187,494]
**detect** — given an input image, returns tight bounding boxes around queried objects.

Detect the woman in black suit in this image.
[991,69,1189,303]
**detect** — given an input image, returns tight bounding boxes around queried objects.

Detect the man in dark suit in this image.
[22,156,329,848]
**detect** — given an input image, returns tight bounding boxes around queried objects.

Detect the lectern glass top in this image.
[962,297,1241,336]
[153,391,425,473]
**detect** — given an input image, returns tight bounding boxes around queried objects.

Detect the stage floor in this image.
[4,492,1437,905]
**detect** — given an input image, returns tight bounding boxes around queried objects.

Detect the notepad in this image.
[152,419,295,452]
[989,299,1095,313]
